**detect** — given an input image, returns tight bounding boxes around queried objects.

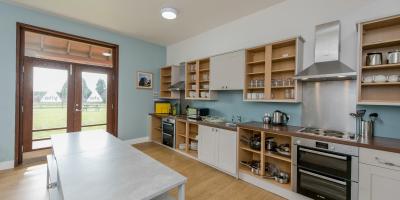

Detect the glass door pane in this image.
[32,67,68,149]
[81,72,108,131]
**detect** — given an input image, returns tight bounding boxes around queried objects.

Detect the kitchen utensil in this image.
[366,52,383,66]
[374,75,387,83]
[178,143,186,150]
[369,113,378,122]
[388,75,399,82]
[276,144,291,156]
[388,50,400,64]
[240,160,261,175]
[362,75,374,83]
[265,137,277,151]
[249,135,261,150]
[356,109,366,120]
[274,171,290,184]
[263,113,271,124]
[361,120,373,138]
[272,110,289,125]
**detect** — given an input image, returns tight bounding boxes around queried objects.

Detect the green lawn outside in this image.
[32,104,106,140]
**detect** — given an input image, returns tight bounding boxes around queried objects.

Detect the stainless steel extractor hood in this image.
[295,20,356,81]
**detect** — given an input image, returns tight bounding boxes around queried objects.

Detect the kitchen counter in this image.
[238,121,400,154]
[149,113,237,131]
[149,114,400,154]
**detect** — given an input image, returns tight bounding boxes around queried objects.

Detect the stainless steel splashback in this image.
[302,80,356,133]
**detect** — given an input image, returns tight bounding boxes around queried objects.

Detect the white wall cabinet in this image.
[210,50,245,90]
[359,148,400,200]
[198,125,237,176]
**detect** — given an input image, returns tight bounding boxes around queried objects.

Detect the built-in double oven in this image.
[292,137,359,200]
[162,117,175,148]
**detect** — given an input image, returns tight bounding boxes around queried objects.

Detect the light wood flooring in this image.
[134,142,285,200]
[0,142,285,200]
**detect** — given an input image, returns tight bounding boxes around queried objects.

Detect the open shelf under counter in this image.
[247,60,265,65]
[247,72,265,75]
[240,146,261,154]
[264,151,291,163]
[239,165,292,191]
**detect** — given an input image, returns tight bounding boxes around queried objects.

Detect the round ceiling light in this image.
[161,7,178,20]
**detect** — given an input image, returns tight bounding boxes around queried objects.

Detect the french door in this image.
[22,57,115,151]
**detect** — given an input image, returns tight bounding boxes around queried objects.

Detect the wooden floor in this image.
[0,142,285,200]
[134,142,285,200]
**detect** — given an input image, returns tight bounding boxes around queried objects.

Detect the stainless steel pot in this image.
[366,53,382,66]
[388,51,400,64]
[272,110,289,125]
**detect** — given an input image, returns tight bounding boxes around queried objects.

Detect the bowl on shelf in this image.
[388,75,399,82]
[178,143,186,150]
[374,75,387,83]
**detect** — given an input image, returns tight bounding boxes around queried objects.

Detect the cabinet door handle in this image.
[375,157,400,168]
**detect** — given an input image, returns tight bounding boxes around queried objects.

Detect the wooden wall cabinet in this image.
[357,15,400,106]
[210,50,245,90]
[159,65,180,99]
[185,58,217,100]
[243,37,303,103]
[198,125,237,176]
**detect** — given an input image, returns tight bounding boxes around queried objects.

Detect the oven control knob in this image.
[330,146,335,150]
[296,140,301,145]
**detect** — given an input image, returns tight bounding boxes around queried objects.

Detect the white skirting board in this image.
[124,137,150,145]
[239,172,312,200]
[0,160,14,170]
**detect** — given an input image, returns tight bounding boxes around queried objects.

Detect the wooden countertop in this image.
[238,121,400,154]
[149,114,400,154]
[149,113,237,131]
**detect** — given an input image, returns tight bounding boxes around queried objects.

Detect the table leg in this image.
[178,184,185,200]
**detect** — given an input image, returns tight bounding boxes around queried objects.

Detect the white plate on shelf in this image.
[374,75,387,83]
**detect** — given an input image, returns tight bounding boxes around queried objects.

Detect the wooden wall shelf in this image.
[185,58,216,100]
[243,37,303,102]
[159,66,180,99]
[357,15,400,105]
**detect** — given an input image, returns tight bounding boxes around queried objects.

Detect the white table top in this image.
[51,131,186,200]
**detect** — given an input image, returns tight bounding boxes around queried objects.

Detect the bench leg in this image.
[178,184,185,200]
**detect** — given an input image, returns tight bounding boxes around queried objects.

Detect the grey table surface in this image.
[51,131,187,200]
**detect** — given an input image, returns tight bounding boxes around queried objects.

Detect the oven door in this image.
[298,168,351,200]
[162,132,174,148]
[297,146,352,180]
[162,121,174,135]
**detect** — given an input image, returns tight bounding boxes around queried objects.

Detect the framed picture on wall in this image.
[136,71,153,89]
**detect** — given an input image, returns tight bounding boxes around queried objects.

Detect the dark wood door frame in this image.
[15,23,119,166]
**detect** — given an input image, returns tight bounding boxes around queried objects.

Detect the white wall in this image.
[167,0,400,68]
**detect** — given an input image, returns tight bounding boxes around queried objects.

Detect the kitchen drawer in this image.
[360,148,400,171]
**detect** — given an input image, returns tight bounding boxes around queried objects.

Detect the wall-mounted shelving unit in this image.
[185,58,216,100]
[238,127,293,191]
[357,15,400,106]
[243,37,303,102]
[159,65,180,99]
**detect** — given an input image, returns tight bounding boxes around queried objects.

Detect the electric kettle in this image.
[272,110,289,125]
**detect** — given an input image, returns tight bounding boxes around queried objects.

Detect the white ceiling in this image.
[7,0,285,45]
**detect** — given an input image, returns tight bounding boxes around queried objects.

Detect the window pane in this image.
[81,72,107,127]
[32,67,68,140]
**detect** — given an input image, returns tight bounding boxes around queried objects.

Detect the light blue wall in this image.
[189,91,302,126]
[358,105,400,139]
[0,2,165,162]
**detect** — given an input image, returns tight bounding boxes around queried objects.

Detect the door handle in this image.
[75,108,81,112]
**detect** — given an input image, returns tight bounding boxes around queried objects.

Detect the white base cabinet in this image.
[359,148,400,200]
[198,125,237,176]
